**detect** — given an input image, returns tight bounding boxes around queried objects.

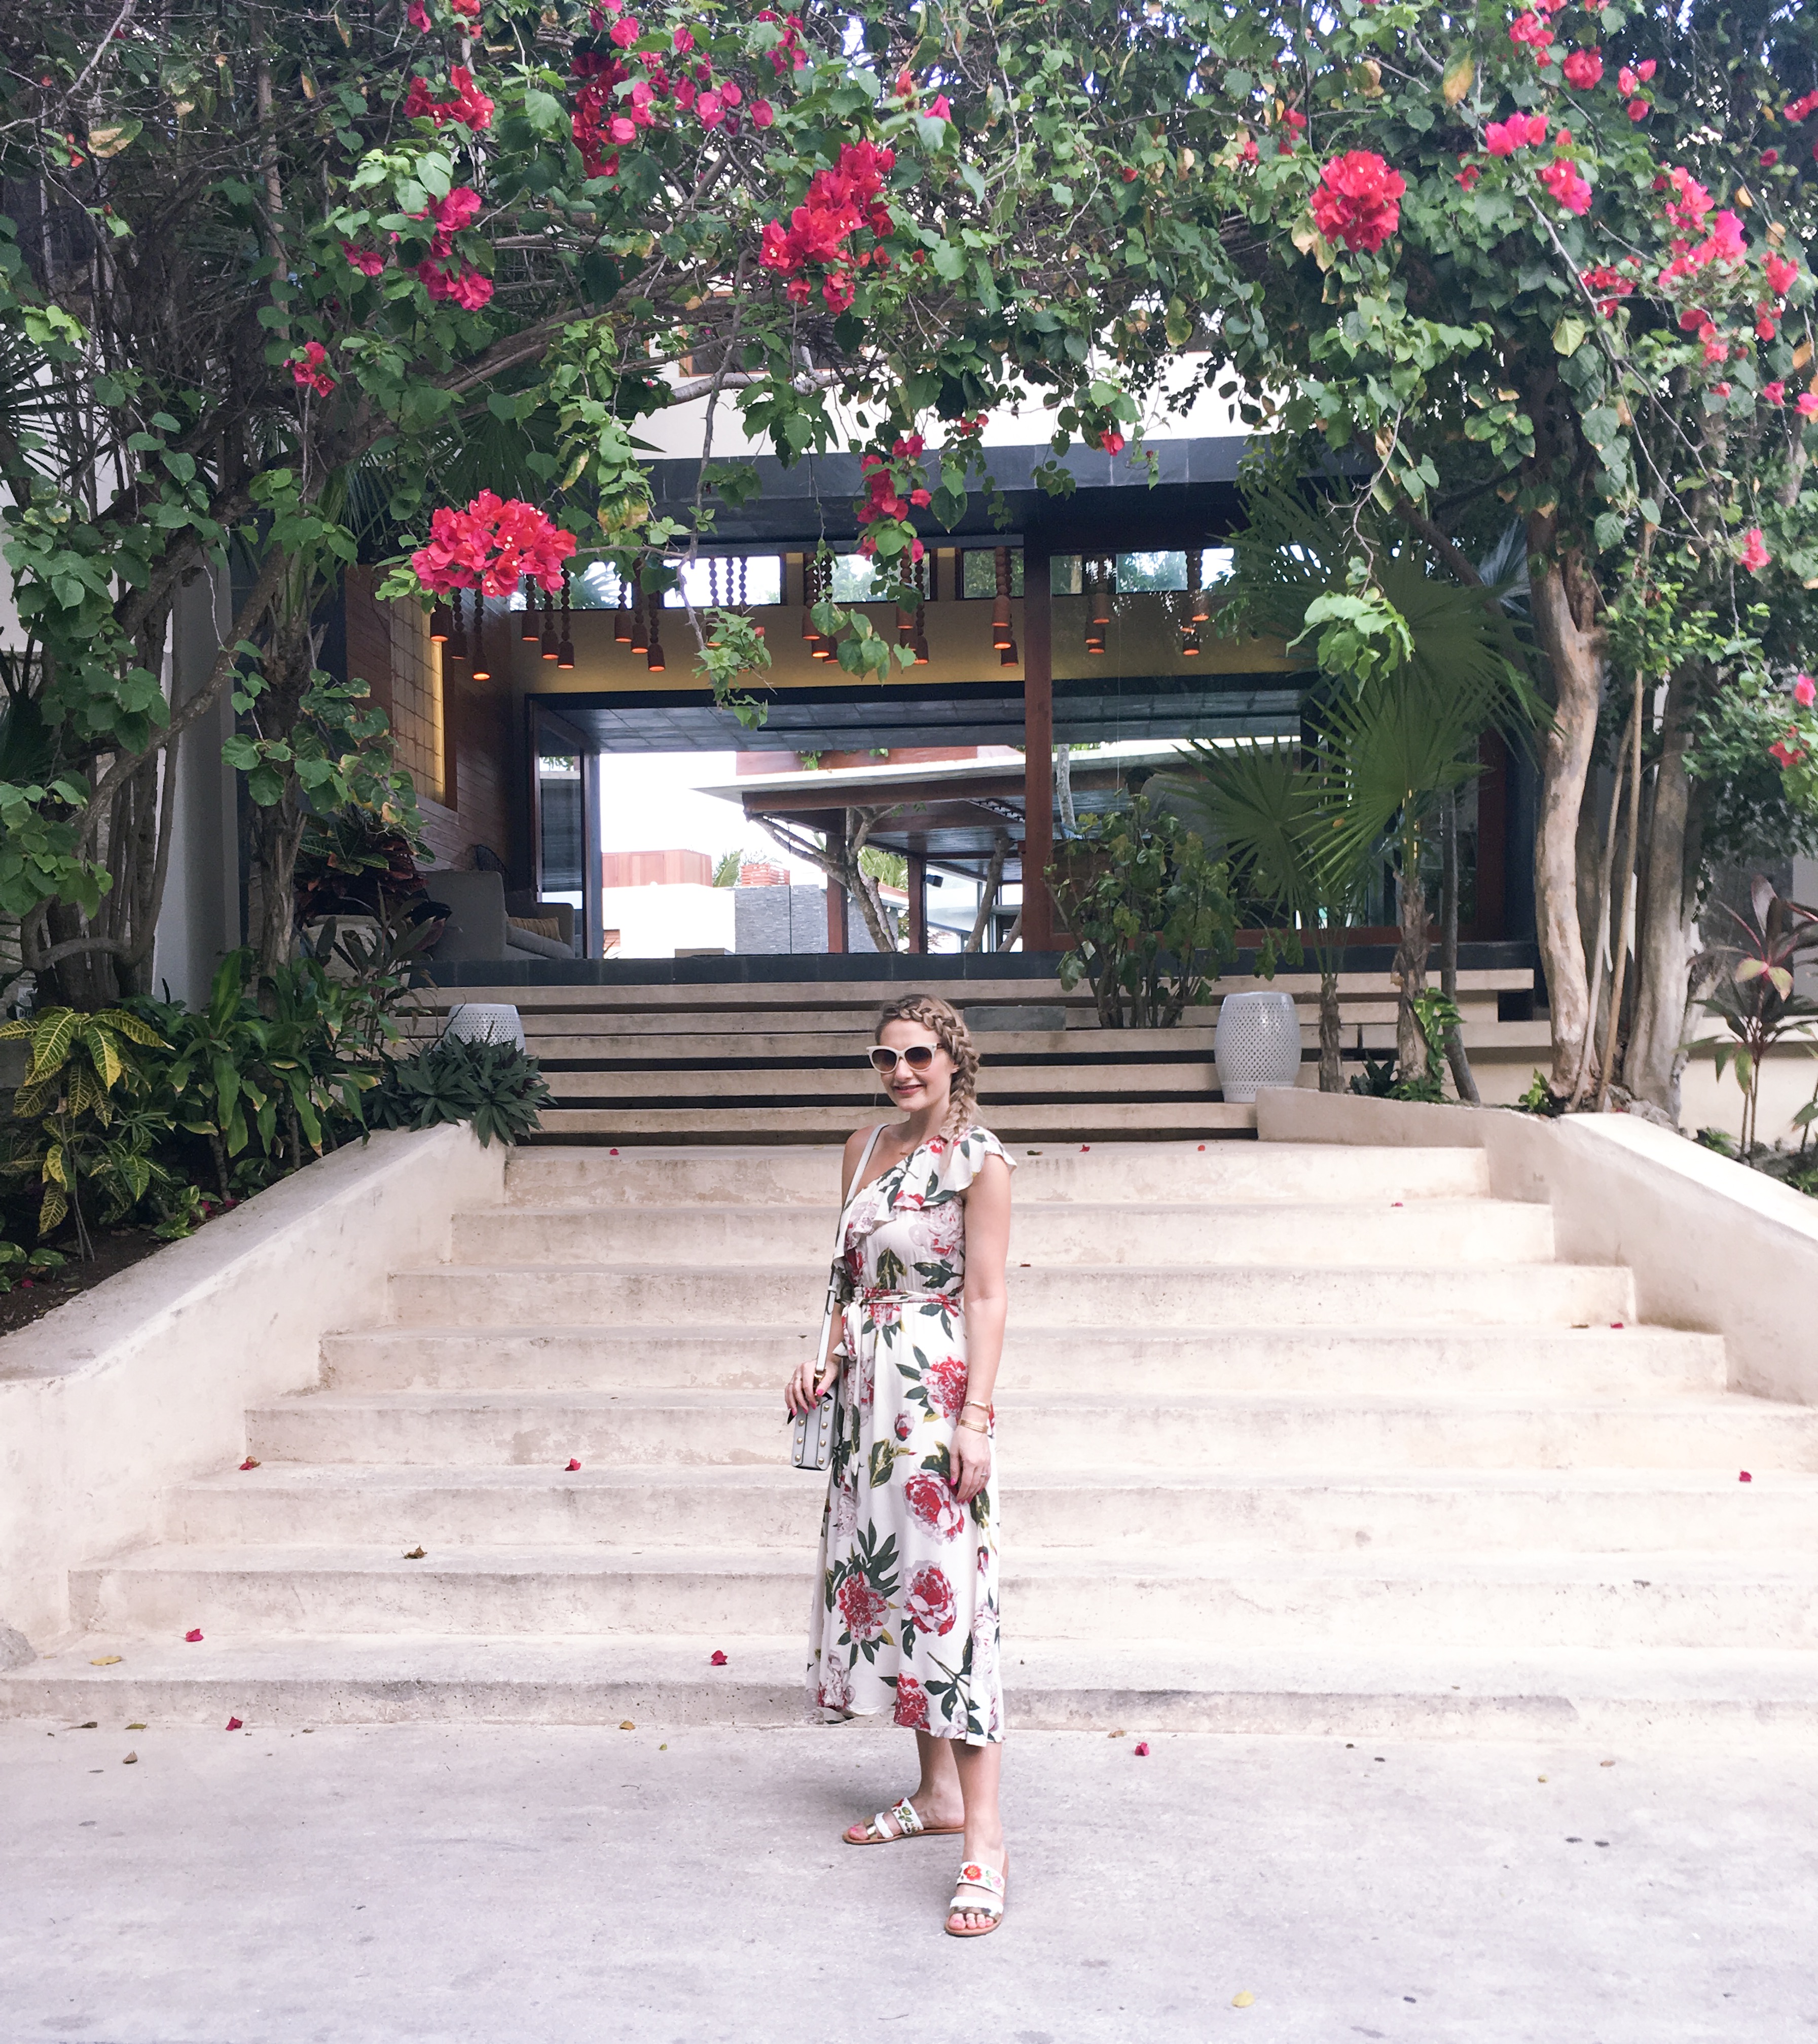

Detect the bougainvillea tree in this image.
[1169,1,1818,1112]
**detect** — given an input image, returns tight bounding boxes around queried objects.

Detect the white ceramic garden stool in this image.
[444,1002,526,1051]
[1213,989,1302,1102]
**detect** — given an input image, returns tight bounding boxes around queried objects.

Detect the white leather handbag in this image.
[790,1126,884,1472]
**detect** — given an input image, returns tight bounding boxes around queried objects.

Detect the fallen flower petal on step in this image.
[184,1629,203,1643]
[1232,1991,1256,2008]
[1610,1321,1624,1329]
[619,1719,636,1730]
[1134,1740,1150,1756]
[609,1147,620,1155]
[710,1650,729,1665]
[1739,1470,1753,1482]
[122,1750,138,1765]
[239,1457,260,1470]
[89,1656,122,1666]
[566,1458,582,1471]
[403,1546,427,1559]
[1080,1143,1090,1151]
[225,1717,242,1731]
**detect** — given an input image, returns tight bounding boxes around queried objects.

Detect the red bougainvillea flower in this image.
[1770,734,1806,768]
[1508,11,1554,59]
[1794,675,1817,708]
[288,340,336,395]
[1134,1740,1150,1756]
[1309,150,1406,253]
[404,64,494,130]
[1761,149,1779,167]
[412,491,577,597]
[1456,161,1481,190]
[709,1649,729,1665]
[225,1716,242,1730]
[1485,112,1548,155]
[565,1457,582,1471]
[751,98,775,128]
[1739,1470,1754,1482]
[760,141,896,287]
[1627,97,1650,120]
[185,1628,204,1643]
[1765,252,1799,298]
[1739,527,1771,573]
[238,1455,261,1471]
[343,243,385,277]
[1540,158,1593,214]
[1581,263,1635,316]
[1764,381,1787,406]
[1561,47,1603,88]
[408,1,430,24]
[1784,88,1818,120]
[418,260,494,309]
[1100,428,1126,454]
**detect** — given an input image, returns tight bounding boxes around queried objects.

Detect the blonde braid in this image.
[874,993,980,1135]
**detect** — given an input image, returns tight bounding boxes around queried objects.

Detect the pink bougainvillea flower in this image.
[1764,381,1787,406]
[225,1716,242,1731]
[1770,735,1805,767]
[1309,149,1406,252]
[1627,97,1649,120]
[821,270,855,312]
[288,340,336,395]
[1485,112,1548,155]
[1795,675,1817,707]
[185,1628,204,1643]
[407,1,430,27]
[239,1456,261,1471]
[609,14,640,45]
[1541,158,1593,214]
[566,1457,582,1471]
[1761,149,1779,167]
[412,491,577,596]
[1100,428,1126,454]
[1765,252,1799,298]
[1636,58,1656,79]
[1739,1471,1753,1482]
[1739,527,1771,573]
[710,1650,729,1665]
[1758,313,1779,342]
[343,242,385,277]
[1134,1740,1150,1756]
[751,97,775,127]
[929,93,953,119]
[1618,64,1638,93]
[672,24,694,49]
[1798,391,1818,418]
[1562,47,1602,88]
[1509,11,1553,57]
[1456,161,1481,190]
[697,89,724,126]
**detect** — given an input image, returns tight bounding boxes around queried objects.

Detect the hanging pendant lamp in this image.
[521,576,540,641]
[449,588,469,664]
[630,583,648,656]
[540,586,558,660]
[429,601,452,644]
[470,600,492,683]
[557,571,575,668]
[646,600,666,672]
[991,546,1013,650]
[613,569,633,644]
[1188,548,1210,625]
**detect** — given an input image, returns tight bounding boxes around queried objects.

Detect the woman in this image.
[785,994,1014,1939]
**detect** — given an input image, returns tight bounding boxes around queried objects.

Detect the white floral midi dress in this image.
[807,1123,1013,1745]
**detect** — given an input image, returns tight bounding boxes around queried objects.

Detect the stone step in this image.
[535,1103,1261,1141]
[454,1199,1556,1269]
[68,1544,1818,1651]
[381,1261,1635,1331]
[502,1141,1494,1208]
[171,1464,1818,1556]
[244,1389,1818,1473]
[9,1634,1814,1741]
[321,1323,1727,1398]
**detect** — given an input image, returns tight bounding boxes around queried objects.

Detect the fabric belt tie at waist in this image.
[856,1287,961,1308]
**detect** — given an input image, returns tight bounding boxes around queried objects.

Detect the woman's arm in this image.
[953,1151,1012,1504]
[784,1126,874,1418]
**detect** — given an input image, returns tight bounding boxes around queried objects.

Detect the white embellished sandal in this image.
[843,1795,964,1847]
[944,1852,1008,1938]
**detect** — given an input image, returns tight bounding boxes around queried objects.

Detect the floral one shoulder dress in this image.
[807,1123,1014,1745]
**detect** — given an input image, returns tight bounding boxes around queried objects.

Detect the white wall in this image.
[601,881,737,957]
[0,1126,505,1647]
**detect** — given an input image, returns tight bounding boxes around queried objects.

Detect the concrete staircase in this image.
[13,1138,1818,1738]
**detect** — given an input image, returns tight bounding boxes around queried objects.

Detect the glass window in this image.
[559,555,783,609]
[829,553,882,602]
[1049,555,1083,596]
[1115,550,1188,593]
[961,549,1025,598]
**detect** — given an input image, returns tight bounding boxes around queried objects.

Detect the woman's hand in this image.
[952,1420,992,1505]
[785,1345,840,1418]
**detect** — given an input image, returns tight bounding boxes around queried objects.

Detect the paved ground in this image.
[2,1718,1813,2043]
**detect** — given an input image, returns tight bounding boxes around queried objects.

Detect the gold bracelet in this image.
[961,1398,990,1413]
[957,1416,990,1434]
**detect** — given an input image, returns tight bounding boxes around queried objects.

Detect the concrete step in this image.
[244,1389,1818,1473]
[69,1544,1818,1651]
[320,1322,1727,1398]
[9,1634,1814,1741]
[380,1261,1636,1331]
[502,1141,1494,1208]
[455,1199,1556,1269]
[534,1103,1261,1141]
[171,1464,1818,1556]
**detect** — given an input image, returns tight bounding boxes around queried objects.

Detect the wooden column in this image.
[908,851,928,954]
[824,809,848,953]
[1020,540,1055,953]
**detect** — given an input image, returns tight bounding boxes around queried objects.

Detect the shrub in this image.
[370,1036,551,1147]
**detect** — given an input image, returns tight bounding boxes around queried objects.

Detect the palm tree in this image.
[1159,477,1541,1093]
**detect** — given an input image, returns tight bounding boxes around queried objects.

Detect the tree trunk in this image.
[1393,822,1428,1079]
[1527,534,1606,1099]
[1624,668,1704,1121]
[244,620,315,980]
[965,835,1010,955]
[1318,967,1343,1091]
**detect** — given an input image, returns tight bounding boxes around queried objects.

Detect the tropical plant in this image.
[1687,877,1818,1157]
[371,1036,552,1147]
[712,849,747,889]
[0,1240,66,1292]
[1051,793,1240,1029]
[0,1003,167,1253]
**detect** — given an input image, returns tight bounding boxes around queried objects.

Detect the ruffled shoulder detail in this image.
[930,1123,1015,1192]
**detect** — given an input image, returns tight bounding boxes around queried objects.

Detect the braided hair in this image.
[874,993,980,1135]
